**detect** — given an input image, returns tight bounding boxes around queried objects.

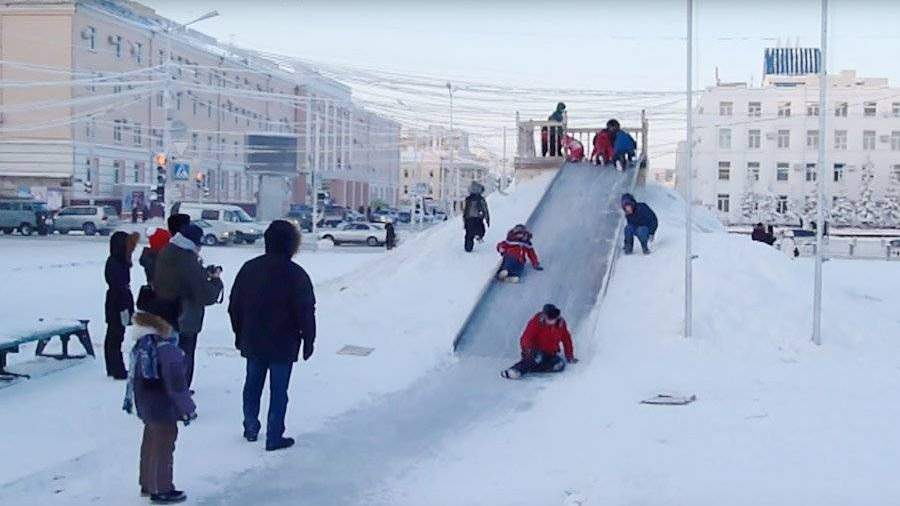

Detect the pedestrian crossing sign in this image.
[173,163,190,181]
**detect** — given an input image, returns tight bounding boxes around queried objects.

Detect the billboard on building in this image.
[245,134,298,174]
[764,48,821,76]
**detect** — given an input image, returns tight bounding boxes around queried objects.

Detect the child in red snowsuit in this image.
[496,224,542,283]
[560,134,584,162]
[502,304,577,379]
[592,129,614,165]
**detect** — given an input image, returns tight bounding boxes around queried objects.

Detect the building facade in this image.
[0,0,399,215]
[676,69,900,227]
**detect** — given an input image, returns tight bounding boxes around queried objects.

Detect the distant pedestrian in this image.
[501,304,576,380]
[385,222,397,250]
[229,221,316,451]
[104,231,139,379]
[621,193,658,255]
[132,205,139,224]
[462,181,490,252]
[142,204,150,223]
[541,102,567,157]
[153,223,224,388]
[124,311,196,504]
[751,223,776,246]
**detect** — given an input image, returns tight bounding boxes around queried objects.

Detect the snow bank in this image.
[378,183,900,506]
[0,173,554,504]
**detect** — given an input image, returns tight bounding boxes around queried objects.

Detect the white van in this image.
[172,202,264,244]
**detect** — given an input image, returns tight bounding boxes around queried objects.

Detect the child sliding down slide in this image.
[496,224,542,283]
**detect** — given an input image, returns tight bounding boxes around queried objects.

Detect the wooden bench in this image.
[0,319,93,380]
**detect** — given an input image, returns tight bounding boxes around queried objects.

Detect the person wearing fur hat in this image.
[104,231,139,379]
[496,224,542,283]
[502,304,576,380]
[153,223,224,388]
[462,181,490,252]
[123,312,196,504]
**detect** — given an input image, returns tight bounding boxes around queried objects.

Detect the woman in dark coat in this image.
[104,231,138,379]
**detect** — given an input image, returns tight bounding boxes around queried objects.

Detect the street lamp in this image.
[446,82,457,215]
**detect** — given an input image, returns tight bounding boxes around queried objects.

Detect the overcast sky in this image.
[143,0,900,166]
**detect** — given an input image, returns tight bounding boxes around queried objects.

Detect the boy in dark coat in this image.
[105,231,138,379]
[607,119,637,170]
[125,312,196,504]
[462,181,490,252]
[621,193,658,255]
[496,224,543,283]
[502,304,576,379]
[229,220,316,451]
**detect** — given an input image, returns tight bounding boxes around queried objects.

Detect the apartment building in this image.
[0,0,400,215]
[676,67,900,227]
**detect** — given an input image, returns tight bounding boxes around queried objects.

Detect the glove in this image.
[182,412,198,426]
[302,340,315,361]
[534,265,544,271]
[122,398,133,414]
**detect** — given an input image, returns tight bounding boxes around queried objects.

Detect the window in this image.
[718,161,731,181]
[133,162,141,183]
[806,130,819,149]
[156,91,164,108]
[806,102,819,116]
[893,164,900,183]
[893,103,900,117]
[110,35,122,58]
[834,130,847,150]
[864,102,877,117]
[175,93,182,111]
[777,129,790,149]
[403,169,409,178]
[113,82,122,94]
[132,123,142,146]
[84,26,96,51]
[191,133,198,152]
[192,98,198,116]
[892,131,900,151]
[233,141,239,158]
[403,185,408,194]
[863,130,876,151]
[113,120,124,143]
[748,102,761,117]
[748,129,761,149]
[805,163,817,182]
[716,194,730,213]
[134,42,143,64]
[778,101,791,117]
[85,117,96,139]
[718,128,732,149]
[776,163,790,182]
[157,49,165,66]
[719,101,733,116]
[200,210,219,220]
[833,163,845,183]
[747,162,760,181]
[113,160,122,184]
[207,102,213,118]
[835,102,848,117]
[207,136,213,154]
[776,195,788,214]
[152,128,163,148]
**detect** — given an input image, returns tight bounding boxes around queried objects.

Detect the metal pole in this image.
[161,28,172,220]
[684,0,694,339]
[447,82,456,215]
[311,112,320,245]
[502,125,507,191]
[812,0,828,346]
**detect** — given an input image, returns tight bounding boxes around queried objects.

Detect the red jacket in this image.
[520,313,574,361]
[497,240,540,267]
[592,130,613,162]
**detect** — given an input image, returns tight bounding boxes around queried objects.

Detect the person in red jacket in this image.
[502,304,577,380]
[591,128,614,165]
[496,224,542,283]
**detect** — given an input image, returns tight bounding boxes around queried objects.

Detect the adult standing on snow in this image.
[104,231,139,379]
[385,221,397,250]
[229,220,316,452]
[501,304,576,379]
[541,102,567,157]
[462,181,490,252]
[153,223,224,388]
[621,193,658,255]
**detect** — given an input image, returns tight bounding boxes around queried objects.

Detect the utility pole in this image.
[684,0,694,339]
[311,111,320,246]
[447,82,456,215]
[812,0,829,346]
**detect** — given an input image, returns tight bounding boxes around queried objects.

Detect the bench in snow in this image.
[0,319,93,380]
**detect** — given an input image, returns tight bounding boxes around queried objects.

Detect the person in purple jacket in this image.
[123,312,196,504]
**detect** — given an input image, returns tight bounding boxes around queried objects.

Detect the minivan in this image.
[171,202,264,244]
[0,197,53,236]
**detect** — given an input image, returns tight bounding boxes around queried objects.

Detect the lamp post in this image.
[446,82,457,215]
[812,0,828,346]
[684,0,694,339]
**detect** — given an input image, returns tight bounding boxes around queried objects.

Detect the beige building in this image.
[0,0,399,215]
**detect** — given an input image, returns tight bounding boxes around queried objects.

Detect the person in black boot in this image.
[104,231,137,379]
[462,181,490,252]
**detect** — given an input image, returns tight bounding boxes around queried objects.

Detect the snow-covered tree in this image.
[882,184,900,228]
[830,194,856,227]
[855,164,880,228]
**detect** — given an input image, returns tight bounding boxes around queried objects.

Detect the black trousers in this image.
[510,352,565,376]
[464,218,486,252]
[178,333,198,388]
[104,322,127,378]
[139,422,178,494]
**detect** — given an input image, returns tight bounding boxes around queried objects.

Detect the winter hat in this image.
[264,219,300,257]
[148,228,172,252]
[181,223,203,247]
[621,193,636,209]
[542,304,561,320]
[167,213,191,235]
[109,231,132,265]
[468,181,484,195]
[556,102,566,111]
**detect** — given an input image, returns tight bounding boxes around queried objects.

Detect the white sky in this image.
[143,0,900,167]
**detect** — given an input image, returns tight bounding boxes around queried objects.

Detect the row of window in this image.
[718,100,900,118]
[716,192,871,215]
[715,161,900,184]
[718,129,900,151]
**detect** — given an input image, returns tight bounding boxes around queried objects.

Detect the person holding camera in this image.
[153,222,224,389]
[229,220,316,451]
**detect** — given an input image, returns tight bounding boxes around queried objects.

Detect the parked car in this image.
[0,197,54,236]
[397,211,412,224]
[320,222,386,247]
[172,202,263,244]
[192,219,232,246]
[370,209,398,224]
[54,205,118,236]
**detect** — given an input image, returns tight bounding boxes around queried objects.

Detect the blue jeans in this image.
[242,357,293,444]
[499,255,525,277]
[624,224,651,253]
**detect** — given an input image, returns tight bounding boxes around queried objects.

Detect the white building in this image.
[676,69,900,228]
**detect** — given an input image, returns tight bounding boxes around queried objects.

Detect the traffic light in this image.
[83,178,93,194]
[155,164,167,202]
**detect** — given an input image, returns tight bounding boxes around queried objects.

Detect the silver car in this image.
[193,219,233,246]
[54,205,119,236]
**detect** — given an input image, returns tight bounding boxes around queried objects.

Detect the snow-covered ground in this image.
[0,173,553,505]
[374,184,900,506]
